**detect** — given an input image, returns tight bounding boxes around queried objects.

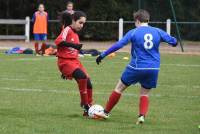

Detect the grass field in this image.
[0,53,199,134]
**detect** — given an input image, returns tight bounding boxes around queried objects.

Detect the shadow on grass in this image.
[0,108,81,120]
[66,113,81,118]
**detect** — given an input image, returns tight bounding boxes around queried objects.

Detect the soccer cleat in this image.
[83,111,89,117]
[43,54,50,57]
[82,104,90,117]
[136,115,145,125]
[36,54,41,56]
[94,111,109,119]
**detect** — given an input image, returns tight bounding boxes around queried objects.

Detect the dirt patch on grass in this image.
[0,40,200,55]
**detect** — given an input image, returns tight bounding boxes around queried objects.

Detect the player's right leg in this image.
[94,79,128,119]
[94,67,136,119]
[104,79,128,113]
[33,34,40,55]
[41,34,47,55]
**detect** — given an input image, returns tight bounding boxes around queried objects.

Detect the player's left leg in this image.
[72,69,90,116]
[79,63,93,106]
[139,86,150,117]
[87,78,93,106]
[41,42,46,55]
[136,70,159,124]
[136,86,151,124]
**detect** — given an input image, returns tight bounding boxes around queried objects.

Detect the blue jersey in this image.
[101,24,177,70]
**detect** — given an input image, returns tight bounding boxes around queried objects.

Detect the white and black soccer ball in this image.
[88,104,104,118]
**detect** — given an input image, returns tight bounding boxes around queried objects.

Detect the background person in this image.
[32,4,48,56]
[65,1,74,14]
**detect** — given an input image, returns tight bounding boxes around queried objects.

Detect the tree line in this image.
[0,0,200,40]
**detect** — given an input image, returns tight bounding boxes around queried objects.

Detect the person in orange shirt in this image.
[32,4,48,56]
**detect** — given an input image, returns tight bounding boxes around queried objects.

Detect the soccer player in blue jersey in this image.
[95,9,177,124]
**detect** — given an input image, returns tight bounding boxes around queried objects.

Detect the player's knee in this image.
[87,78,92,89]
[114,88,123,94]
[72,69,87,80]
[140,85,151,96]
[114,79,128,93]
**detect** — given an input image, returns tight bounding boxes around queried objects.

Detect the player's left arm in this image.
[58,41,82,50]
[96,30,133,64]
[157,28,178,47]
[46,12,49,22]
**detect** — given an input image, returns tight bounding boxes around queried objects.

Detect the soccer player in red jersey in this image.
[32,4,48,56]
[55,11,93,116]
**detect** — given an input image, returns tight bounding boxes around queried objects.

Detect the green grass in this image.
[0,53,199,134]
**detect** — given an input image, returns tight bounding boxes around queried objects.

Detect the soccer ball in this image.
[88,104,104,118]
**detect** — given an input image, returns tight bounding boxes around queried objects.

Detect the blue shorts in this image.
[34,34,47,41]
[121,66,159,89]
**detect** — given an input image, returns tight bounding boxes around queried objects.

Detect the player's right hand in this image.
[96,55,103,65]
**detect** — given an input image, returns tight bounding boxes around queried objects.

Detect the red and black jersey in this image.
[55,26,80,59]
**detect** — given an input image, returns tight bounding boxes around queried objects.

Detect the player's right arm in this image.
[32,12,36,24]
[157,28,178,47]
[54,28,82,50]
[96,30,134,64]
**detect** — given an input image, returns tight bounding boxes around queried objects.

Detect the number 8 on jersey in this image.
[144,34,153,49]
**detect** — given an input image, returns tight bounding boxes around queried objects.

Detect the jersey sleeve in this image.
[157,28,177,46]
[101,30,134,58]
[55,27,71,46]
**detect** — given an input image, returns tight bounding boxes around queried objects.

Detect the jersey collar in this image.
[69,26,77,33]
[140,23,148,27]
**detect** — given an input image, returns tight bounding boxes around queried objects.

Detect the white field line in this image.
[0,77,200,88]
[5,57,200,68]
[0,87,199,99]
[0,77,200,89]
[161,63,200,67]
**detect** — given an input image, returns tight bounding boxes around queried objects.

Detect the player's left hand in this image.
[61,74,67,80]
[96,55,103,65]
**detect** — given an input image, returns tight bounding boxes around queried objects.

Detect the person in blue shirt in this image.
[95,9,177,124]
